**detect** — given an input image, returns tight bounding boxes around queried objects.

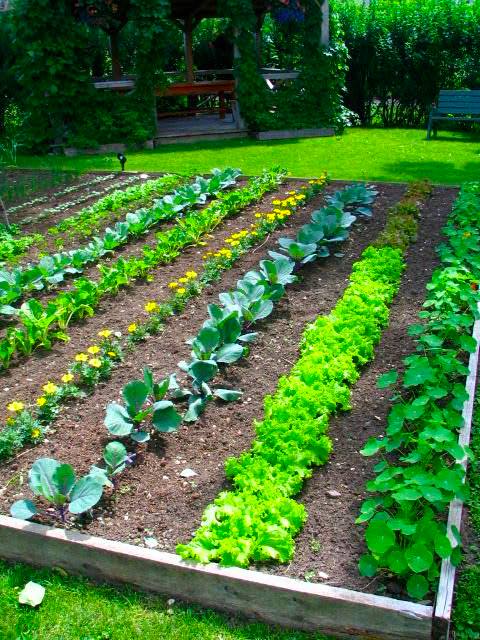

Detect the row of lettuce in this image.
[176,182,429,568]
[357,182,480,599]
[0,169,281,371]
[8,177,375,527]
[0,176,326,460]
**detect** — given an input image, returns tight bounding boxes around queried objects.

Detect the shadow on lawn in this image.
[381,160,480,186]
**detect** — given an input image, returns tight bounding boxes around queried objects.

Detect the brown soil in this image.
[0,180,310,398]
[0,181,456,599]
[15,174,182,265]
[4,171,124,227]
[0,179,248,336]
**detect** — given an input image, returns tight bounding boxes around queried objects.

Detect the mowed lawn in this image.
[18,128,480,185]
[0,561,329,640]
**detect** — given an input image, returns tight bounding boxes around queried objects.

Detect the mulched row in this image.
[1,181,455,600]
[0,181,404,568]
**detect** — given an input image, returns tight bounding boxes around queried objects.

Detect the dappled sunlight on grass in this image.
[17,128,480,185]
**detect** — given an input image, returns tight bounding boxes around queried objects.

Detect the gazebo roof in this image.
[170,0,270,20]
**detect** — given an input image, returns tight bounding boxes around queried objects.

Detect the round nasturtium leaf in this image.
[358,554,378,577]
[406,574,429,600]
[405,543,433,573]
[434,533,453,559]
[387,549,408,574]
[365,521,395,555]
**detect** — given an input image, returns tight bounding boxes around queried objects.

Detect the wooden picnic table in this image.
[155,80,236,119]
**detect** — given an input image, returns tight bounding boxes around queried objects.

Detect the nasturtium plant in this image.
[357,183,480,600]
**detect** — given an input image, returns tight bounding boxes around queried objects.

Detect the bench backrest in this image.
[437,90,480,114]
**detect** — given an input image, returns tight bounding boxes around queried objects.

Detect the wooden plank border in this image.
[433,304,480,639]
[0,515,432,640]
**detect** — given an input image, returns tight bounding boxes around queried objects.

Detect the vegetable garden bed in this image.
[0,172,475,639]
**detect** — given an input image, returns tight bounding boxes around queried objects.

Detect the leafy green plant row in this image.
[104,182,376,442]
[0,175,183,268]
[176,183,431,567]
[6,173,117,217]
[0,180,321,462]
[0,223,43,266]
[357,182,480,601]
[7,173,318,521]
[0,169,240,313]
[0,169,285,371]
[47,173,185,243]
[176,244,405,566]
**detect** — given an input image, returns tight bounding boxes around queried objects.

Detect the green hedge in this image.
[334,0,480,126]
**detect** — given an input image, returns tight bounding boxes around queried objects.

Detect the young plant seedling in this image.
[10,457,104,522]
[105,367,182,443]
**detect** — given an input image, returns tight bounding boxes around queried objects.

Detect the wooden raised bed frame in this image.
[0,322,478,640]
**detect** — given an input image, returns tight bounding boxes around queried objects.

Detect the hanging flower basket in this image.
[272,0,305,23]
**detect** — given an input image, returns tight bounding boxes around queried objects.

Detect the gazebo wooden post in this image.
[320,0,330,47]
[110,29,122,80]
[232,27,246,130]
[183,14,195,83]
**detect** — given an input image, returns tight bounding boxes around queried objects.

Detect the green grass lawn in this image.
[17,128,480,185]
[0,561,330,640]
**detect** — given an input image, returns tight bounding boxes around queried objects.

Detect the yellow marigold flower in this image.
[75,353,88,362]
[146,275,154,283]
[288,190,297,195]
[266,214,276,222]
[254,213,262,218]
[308,179,315,184]
[178,277,189,284]
[6,417,15,426]
[61,373,74,384]
[43,382,58,395]
[89,358,102,368]
[98,330,112,338]
[272,199,281,205]
[31,428,42,439]
[128,323,137,333]
[230,240,240,247]
[144,301,159,313]
[87,345,100,355]
[168,281,179,289]
[296,194,306,200]
[107,351,117,357]
[177,287,186,295]
[36,397,47,407]
[185,271,197,279]
[7,401,24,413]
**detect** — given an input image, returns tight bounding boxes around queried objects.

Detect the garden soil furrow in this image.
[0,180,304,400]
[0,182,405,555]
[0,179,250,321]
[18,182,178,265]
[6,172,130,228]
[263,186,458,598]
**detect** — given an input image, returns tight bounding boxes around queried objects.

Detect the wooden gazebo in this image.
[91,0,330,143]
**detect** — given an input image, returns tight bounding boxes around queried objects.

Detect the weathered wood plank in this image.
[433,304,480,639]
[0,515,432,640]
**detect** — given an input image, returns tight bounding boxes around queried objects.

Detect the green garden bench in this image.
[427,89,480,139]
